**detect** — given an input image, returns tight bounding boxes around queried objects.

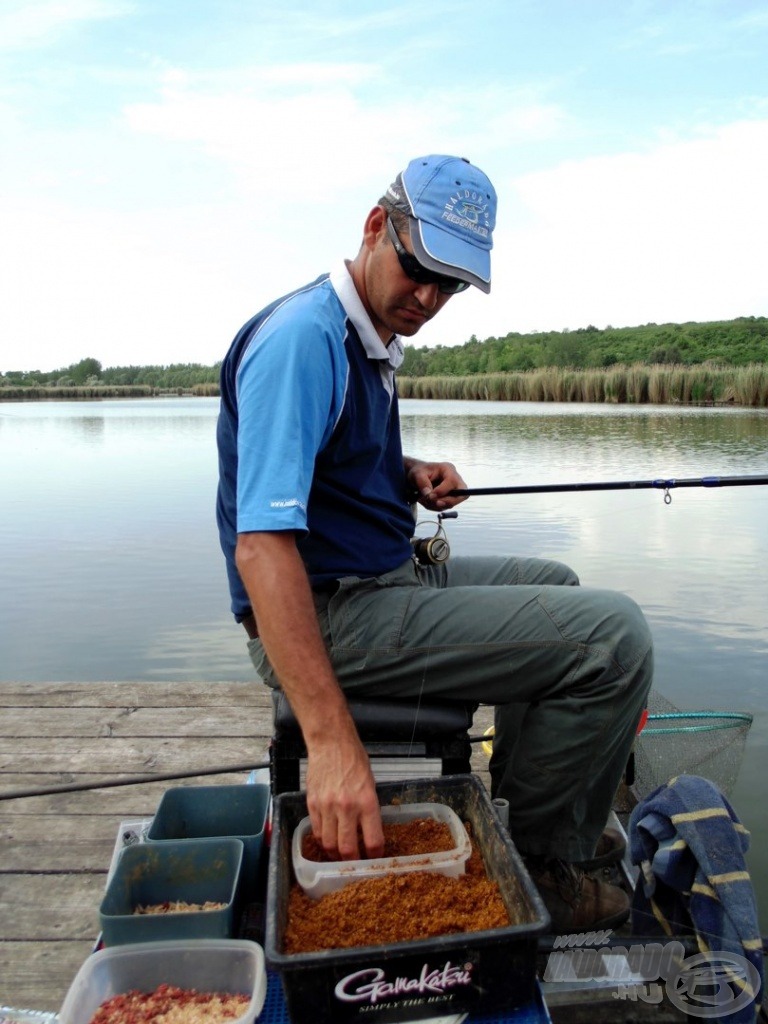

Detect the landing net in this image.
[633,690,753,799]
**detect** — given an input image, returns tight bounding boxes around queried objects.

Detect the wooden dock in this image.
[10,684,761,1024]
[0,681,494,1012]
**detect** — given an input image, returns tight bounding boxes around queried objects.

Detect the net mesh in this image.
[633,690,753,799]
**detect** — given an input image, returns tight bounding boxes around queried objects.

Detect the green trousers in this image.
[250,555,653,862]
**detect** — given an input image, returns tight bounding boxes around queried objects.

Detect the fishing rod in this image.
[0,759,271,802]
[449,472,768,504]
[0,734,503,800]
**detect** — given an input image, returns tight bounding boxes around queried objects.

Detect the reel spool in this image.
[411,511,458,566]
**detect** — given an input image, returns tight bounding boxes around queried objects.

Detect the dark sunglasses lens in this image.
[389,218,468,294]
[438,278,469,295]
[400,251,429,283]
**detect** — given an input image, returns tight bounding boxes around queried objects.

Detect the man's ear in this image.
[362,205,388,251]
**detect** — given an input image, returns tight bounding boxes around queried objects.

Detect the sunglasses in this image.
[386,217,469,295]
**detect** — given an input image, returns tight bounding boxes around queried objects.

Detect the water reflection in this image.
[402,405,768,647]
[1,396,767,917]
[2,398,765,687]
[401,404,768,482]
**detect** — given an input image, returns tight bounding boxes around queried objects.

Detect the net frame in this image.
[634,701,753,799]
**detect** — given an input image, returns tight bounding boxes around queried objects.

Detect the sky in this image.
[1,0,767,374]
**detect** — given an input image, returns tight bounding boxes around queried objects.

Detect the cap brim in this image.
[410,217,491,293]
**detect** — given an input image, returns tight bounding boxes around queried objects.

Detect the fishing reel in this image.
[411,511,458,566]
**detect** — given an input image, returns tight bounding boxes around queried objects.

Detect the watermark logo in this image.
[552,929,614,948]
[665,951,762,1018]
[544,937,761,1019]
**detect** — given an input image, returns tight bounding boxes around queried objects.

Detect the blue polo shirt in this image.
[216,264,416,620]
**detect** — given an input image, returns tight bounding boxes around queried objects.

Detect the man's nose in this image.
[413,282,440,309]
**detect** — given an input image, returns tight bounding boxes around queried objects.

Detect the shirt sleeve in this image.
[234,296,345,534]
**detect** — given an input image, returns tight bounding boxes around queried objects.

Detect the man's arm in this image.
[235,530,384,860]
[404,457,469,511]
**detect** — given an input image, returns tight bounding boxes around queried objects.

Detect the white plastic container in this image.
[58,939,266,1024]
[292,801,471,899]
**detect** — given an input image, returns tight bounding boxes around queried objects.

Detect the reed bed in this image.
[398,363,768,407]
[0,383,224,401]
[4,364,768,406]
[0,385,156,401]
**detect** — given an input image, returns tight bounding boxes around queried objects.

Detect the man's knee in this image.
[606,591,654,685]
[514,556,580,587]
[574,588,654,688]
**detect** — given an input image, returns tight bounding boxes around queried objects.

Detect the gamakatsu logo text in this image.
[335,961,473,1005]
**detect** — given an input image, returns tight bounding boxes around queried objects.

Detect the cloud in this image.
[122,71,394,201]
[492,118,768,334]
[0,50,575,370]
[0,193,266,371]
[2,10,766,374]
[243,0,488,50]
[0,0,131,51]
[121,68,567,212]
[3,118,767,372]
[731,8,768,32]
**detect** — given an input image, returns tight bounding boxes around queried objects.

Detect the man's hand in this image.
[405,457,469,511]
[305,726,384,860]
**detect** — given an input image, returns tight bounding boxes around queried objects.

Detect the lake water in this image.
[2,397,767,918]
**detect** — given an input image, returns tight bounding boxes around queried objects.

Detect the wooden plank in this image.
[0,824,114,872]
[0,681,270,709]
[0,776,257,815]
[0,814,122,840]
[0,940,94,1013]
[0,841,115,873]
[0,737,271,774]
[0,812,124,871]
[0,705,274,738]
[0,874,106,940]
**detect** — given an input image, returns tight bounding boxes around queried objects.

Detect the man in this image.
[216,154,653,931]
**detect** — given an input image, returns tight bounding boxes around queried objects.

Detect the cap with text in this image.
[385,155,497,293]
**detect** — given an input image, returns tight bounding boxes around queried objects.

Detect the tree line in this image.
[400,316,768,376]
[1,358,221,390]
[2,316,766,392]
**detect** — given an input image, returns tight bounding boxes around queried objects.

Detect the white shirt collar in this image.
[329,263,404,370]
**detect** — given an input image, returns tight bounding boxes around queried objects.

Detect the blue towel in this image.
[629,774,763,1021]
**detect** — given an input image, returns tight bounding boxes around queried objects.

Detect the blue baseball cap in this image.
[384,155,497,293]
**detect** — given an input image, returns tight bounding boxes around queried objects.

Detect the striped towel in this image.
[629,774,763,1021]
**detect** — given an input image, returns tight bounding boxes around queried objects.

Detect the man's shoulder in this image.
[222,274,345,384]
[247,274,349,352]
[262,273,344,332]
[246,272,335,325]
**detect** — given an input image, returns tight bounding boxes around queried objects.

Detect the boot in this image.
[525,858,630,933]
[574,827,626,871]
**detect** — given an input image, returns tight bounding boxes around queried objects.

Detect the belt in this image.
[241,612,258,639]
[311,579,339,594]
[240,580,338,638]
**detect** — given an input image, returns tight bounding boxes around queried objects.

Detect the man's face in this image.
[362,214,455,341]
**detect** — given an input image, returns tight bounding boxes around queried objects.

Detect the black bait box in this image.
[265,774,549,1024]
